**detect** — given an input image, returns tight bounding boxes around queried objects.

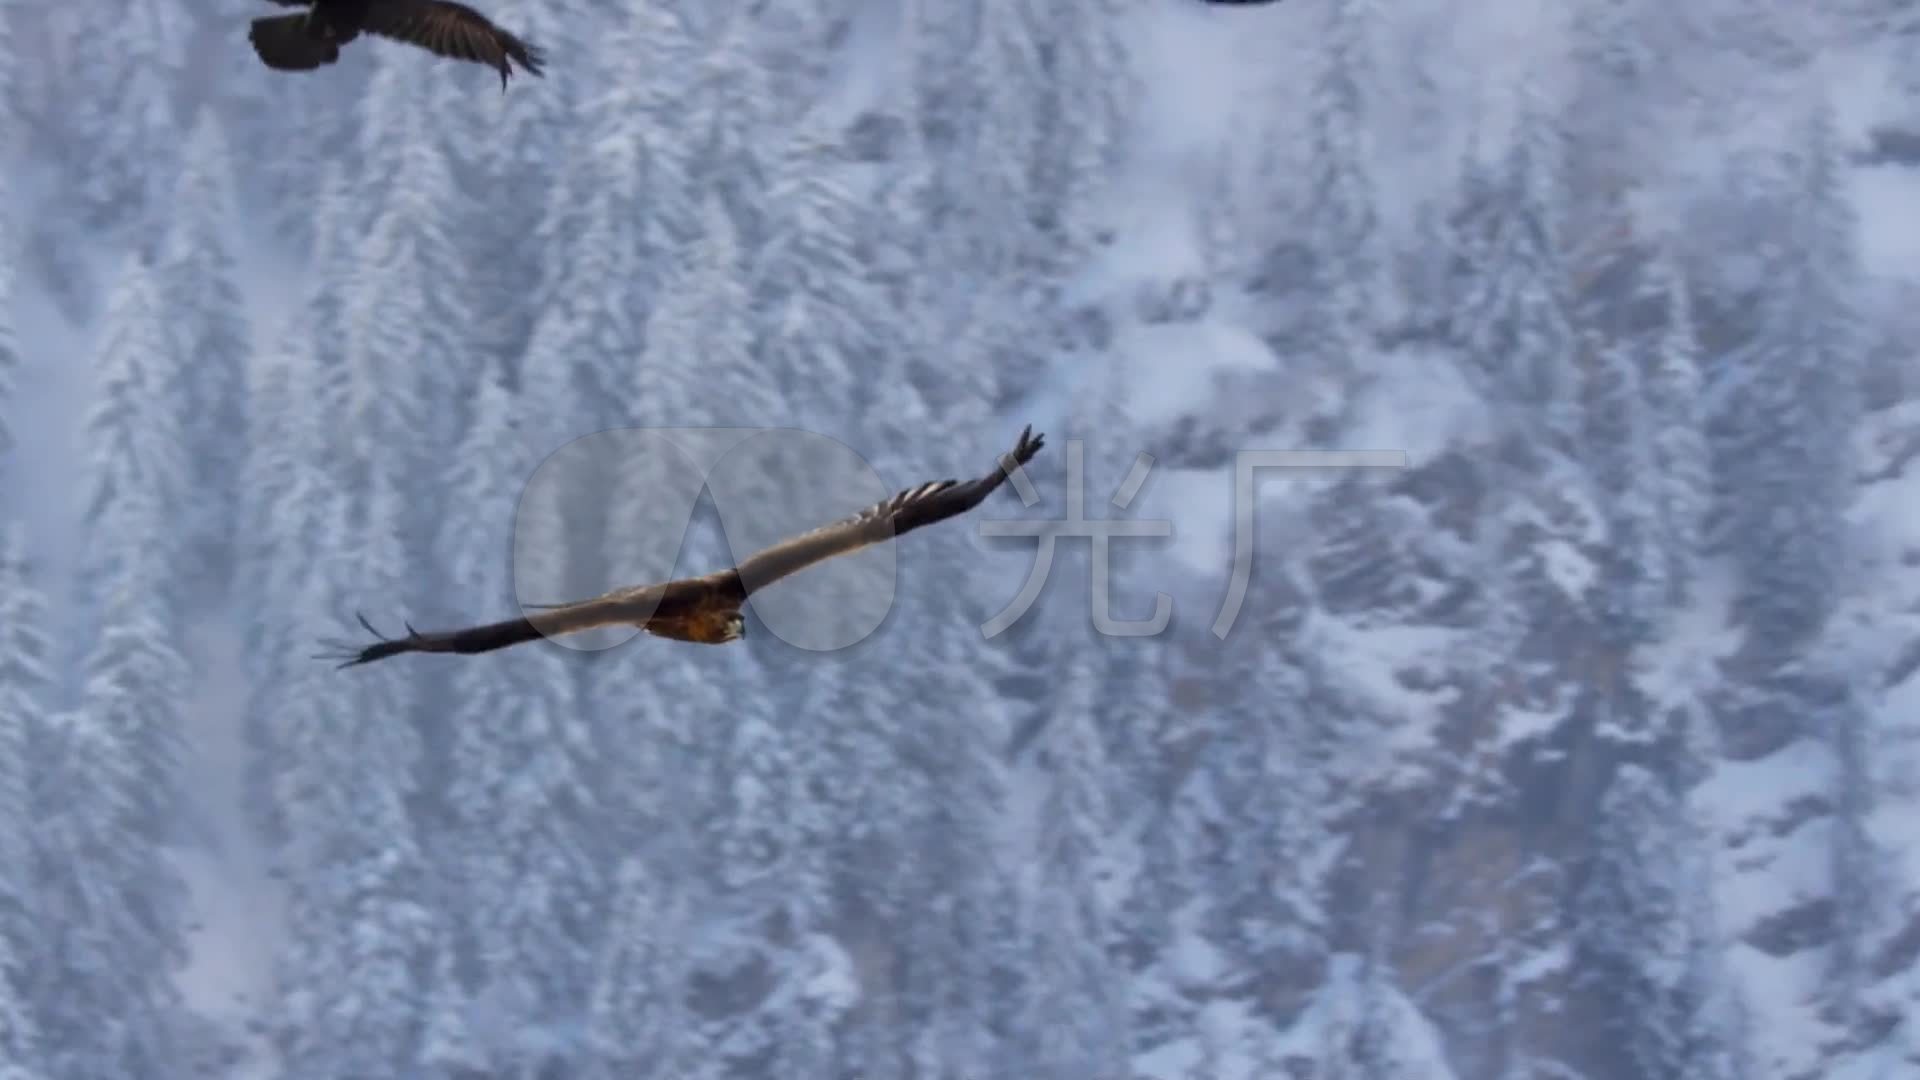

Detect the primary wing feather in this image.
[729,425,1045,596]
[360,0,544,84]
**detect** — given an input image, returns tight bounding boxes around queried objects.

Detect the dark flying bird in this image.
[320,426,1047,668]
[248,0,545,89]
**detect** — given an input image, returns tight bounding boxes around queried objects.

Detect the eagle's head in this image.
[722,612,746,642]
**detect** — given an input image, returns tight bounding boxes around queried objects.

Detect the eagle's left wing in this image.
[727,425,1045,598]
[318,582,682,668]
[360,0,544,87]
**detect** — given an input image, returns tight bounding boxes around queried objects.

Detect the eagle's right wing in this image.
[727,425,1045,597]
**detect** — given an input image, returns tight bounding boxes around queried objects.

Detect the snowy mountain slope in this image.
[6,0,1920,1078]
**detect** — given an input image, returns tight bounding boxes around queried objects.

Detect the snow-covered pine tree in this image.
[752,129,891,423]
[1018,648,1129,1080]
[1026,0,1132,259]
[1572,764,1744,1079]
[936,0,1048,279]
[0,526,47,1076]
[710,692,831,919]
[833,590,1009,1078]
[437,374,602,1074]
[850,84,1001,424]
[74,553,191,847]
[1562,0,1709,249]
[1296,0,1387,356]
[902,0,982,160]
[341,84,473,566]
[1442,82,1602,725]
[1306,942,1463,1080]
[647,195,772,427]
[751,0,861,121]
[77,251,190,629]
[233,321,323,677]
[1582,244,1709,645]
[1714,101,1863,657]
[38,491,195,1080]
[289,161,361,471]
[1205,593,1332,1018]
[1583,322,1664,646]
[30,707,189,1080]
[1642,253,1709,608]
[581,858,695,1080]
[687,13,779,248]
[526,0,699,344]
[158,107,251,601]
[1817,659,1890,1038]
[0,204,16,463]
[63,0,186,232]
[1435,139,1501,347]
[414,939,485,1080]
[232,332,353,852]
[701,685,842,1078]
[1453,80,1581,446]
[519,175,651,443]
[1564,0,1656,239]
[459,0,589,375]
[271,480,435,1080]
[0,2,17,166]
[271,827,438,1080]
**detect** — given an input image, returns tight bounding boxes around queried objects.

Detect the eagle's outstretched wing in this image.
[360,0,544,88]
[316,582,694,667]
[726,425,1045,597]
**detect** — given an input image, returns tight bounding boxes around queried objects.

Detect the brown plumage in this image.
[248,0,545,90]
[319,425,1047,668]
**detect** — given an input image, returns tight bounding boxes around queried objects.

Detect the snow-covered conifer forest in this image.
[4,0,1920,1076]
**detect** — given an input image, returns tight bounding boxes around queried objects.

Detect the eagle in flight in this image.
[321,426,1047,668]
[248,0,545,89]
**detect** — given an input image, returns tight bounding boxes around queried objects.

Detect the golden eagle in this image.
[248,0,545,89]
[320,426,1046,667]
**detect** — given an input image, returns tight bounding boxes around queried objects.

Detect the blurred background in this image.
[2,0,1919,1076]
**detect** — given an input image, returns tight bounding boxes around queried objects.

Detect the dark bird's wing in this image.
[249,13,340,71]
[360,0,545,87]
[726,425,1045,598]
[317,583,686,667]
